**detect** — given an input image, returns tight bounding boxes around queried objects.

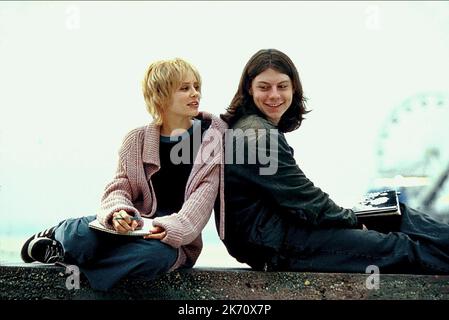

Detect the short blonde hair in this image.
[142,58,202,125]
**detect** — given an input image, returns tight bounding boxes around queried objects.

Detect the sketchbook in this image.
[88,217,153,236]
[352,190,401,218]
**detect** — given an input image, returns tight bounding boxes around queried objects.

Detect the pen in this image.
[113,217,141,221]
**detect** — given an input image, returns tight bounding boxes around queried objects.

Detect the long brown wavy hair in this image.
[221,49,309,133]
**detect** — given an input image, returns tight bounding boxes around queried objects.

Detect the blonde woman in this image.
[21,58,227,291]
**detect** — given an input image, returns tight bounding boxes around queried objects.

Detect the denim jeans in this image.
[271,204,449,274]
[54,215,178,291]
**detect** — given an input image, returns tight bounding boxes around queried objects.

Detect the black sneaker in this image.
[21,226,64,263]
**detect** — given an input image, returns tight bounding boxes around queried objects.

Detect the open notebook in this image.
[88,217,153,236]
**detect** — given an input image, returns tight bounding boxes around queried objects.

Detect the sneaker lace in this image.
[43,241,63,263]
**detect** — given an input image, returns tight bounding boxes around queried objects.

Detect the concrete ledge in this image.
[1,263,449,300]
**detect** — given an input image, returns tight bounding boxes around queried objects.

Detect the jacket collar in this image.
[142,121,161,167]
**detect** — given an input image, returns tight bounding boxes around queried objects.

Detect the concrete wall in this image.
[1,263,449,300]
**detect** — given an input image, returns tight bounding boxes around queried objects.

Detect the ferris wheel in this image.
[375,92,449,215]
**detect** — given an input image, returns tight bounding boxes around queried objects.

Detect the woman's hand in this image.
[143,226,167,240]
[112,210,139,234]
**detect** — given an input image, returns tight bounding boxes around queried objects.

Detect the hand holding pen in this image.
[112,209,167,239]
[112,210,141,234]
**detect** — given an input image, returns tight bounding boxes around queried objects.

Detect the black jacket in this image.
[219,112,358,268]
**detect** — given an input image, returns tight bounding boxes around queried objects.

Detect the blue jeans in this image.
[275,204,449,274]
[54,215,178,291]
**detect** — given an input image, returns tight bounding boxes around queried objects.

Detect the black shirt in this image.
[151,119,206,216]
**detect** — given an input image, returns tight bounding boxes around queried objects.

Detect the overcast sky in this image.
[1,1,448,233]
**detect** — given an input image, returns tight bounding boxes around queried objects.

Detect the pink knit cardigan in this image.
[96,112,227,270]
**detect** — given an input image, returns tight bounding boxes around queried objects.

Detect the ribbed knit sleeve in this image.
[96,130,144,230]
